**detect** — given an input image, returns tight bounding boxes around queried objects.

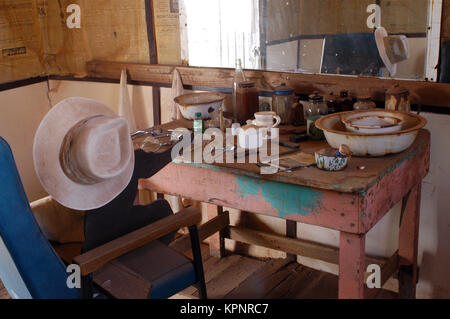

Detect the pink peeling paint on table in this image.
[143,163,362,233]
[141,125,430,299]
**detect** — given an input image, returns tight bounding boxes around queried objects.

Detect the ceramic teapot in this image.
[237,124,266,150]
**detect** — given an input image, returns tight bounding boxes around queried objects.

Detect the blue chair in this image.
[0,137,206,299]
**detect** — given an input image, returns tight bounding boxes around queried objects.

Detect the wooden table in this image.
[141,120,430,299]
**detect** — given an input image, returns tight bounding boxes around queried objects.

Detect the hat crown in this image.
[61,116,132,185]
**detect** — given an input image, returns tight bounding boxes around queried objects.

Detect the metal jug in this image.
[385,84,421,114]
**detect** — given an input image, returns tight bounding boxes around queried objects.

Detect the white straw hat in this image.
[33,97,135,210]
[375,27,410,76]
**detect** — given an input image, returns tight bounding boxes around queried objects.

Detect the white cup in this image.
[248,111,281,128]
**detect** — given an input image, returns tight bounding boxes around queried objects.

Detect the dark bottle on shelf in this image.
[326,92,339,114]
[338,90,354,112]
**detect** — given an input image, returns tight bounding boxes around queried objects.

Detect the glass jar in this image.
[307,91,328,117]
[235,81,259,125]
[306,92,326,140]
[353,94,376,110]
[272,83,295,125]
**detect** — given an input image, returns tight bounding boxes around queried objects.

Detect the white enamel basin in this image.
[316,110,427,157]
[174,92,226,120]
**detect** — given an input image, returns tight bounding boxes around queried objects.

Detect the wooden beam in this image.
[145,1,161,125]
[206,204,227,258]
[365,251,399,299]
[285,220,297,261]
[145,0,158,65]
[226,226,385,266]
[170,211,230,253]
[87,61,450,108]
[152,87,161,125]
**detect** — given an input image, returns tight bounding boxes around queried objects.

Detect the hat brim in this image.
[33,97,134,210]
[375,27,397,76]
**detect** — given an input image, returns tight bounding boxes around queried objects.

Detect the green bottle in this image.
[193,112,204,133]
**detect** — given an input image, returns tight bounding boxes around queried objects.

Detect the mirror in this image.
[183,0,441,81]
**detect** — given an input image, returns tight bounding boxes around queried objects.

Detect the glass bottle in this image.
[232,59,246,123]
[235,81,259,125]
[326,92,339,114]
[291,97,305,126]
[193,112,204,133]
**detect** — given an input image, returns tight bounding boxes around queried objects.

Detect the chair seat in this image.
[93,240,196,299]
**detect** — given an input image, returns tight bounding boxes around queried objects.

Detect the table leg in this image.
[339,232,366,299]
[286,220,297,261]
[398,183,422,299]
[207,203,226,258]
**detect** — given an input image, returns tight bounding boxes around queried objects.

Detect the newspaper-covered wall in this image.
[0,0,47,83]
[0,0,152,83]
[153,0,182,65]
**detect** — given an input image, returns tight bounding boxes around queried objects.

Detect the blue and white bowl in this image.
[315,147,351,171]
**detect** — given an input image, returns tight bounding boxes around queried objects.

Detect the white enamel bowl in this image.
[316,110,427,157]
[174,92,227,120]
[341,110,404,134]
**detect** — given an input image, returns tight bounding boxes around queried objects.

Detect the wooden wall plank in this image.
[87,60,450,108]
[380,0,429,34]
[297,0,373,36]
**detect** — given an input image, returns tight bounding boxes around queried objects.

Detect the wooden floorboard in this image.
[266,264,328,299]
[0,245,398,299]
[225,258,294,299]
[178,254,244,297]
[192,255,266,299]
[181,248,399,299]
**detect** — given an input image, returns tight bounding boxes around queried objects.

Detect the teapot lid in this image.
[274,83,294,96]
[386,83,409,95]
[240,124,260,134]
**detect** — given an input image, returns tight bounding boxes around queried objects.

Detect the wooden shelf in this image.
[86,60,450,109]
